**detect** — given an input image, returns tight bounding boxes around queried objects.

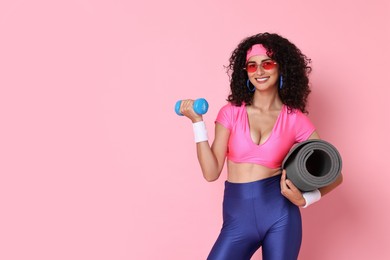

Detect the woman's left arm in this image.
[308,131,343,197]
[281,131,343,206]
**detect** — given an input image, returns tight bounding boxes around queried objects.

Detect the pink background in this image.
[1,0,389,259]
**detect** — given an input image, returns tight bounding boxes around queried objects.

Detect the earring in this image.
[279,75,284,89]
[246,79,255,92]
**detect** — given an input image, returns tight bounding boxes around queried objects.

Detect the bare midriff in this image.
[227,160,281,183]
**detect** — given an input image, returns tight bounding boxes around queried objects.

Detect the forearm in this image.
[319,173,343,196]
[306,132,343,199]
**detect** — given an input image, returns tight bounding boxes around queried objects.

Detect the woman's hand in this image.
[280,170,306,207]
[179,99,203,123]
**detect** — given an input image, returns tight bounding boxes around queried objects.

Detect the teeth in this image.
[256,78,268,82]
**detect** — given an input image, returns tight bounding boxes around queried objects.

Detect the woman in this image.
[179,32,343,260]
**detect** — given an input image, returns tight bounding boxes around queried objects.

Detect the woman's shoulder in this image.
[216,102,246,127]
[283,105,314,127]
[219,101,245,111]
[284,105,306,117]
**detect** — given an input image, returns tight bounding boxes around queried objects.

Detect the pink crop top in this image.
[215,103,315,169]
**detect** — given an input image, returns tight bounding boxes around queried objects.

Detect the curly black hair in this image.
[226,32,312,113]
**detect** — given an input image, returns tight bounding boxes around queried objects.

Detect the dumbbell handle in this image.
[175,98,209,116]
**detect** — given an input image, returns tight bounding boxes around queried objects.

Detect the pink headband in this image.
[246,44,268,61]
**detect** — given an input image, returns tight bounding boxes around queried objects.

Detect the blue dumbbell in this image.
[175,98,209,116]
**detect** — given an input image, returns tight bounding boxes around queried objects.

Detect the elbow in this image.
[204,175,219,182]
[200,164,221,182]
[332,173,343,189]
[337,173,343,186]
[203,170,220,182]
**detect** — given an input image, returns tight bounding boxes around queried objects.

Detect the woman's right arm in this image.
[179,99,229,182]
[196,123,229,182]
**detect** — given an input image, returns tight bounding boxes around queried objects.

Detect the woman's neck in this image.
[251,89,282,111]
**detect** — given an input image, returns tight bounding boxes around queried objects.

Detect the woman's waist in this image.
[224,173,283,200]
[227,160,281,183]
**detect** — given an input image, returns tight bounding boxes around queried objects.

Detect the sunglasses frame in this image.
[244,60,278,73]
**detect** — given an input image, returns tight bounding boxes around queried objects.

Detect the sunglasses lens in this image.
[246,61,276,72]
[246,63,257,73]
[262,61,276,70]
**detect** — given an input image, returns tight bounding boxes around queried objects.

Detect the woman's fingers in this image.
[280,170,305,207]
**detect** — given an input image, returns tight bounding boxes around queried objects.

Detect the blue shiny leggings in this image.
[207,174,302,260]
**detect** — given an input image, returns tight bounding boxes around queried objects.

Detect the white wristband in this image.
[192,121,208,143]
[302,189,321,208]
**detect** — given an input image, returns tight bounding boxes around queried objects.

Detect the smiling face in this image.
[246,55,279,91]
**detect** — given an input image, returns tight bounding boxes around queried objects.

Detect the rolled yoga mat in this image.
[282,139,342,192]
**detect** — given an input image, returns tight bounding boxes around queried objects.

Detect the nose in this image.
[255,64,265,74]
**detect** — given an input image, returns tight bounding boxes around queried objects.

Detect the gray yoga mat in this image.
[282,139,342,192]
